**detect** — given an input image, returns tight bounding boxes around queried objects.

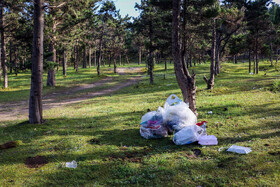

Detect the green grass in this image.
[0,61,279,186]
[0,64,141,103]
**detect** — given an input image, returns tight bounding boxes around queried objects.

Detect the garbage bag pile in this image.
[140,94,218,145]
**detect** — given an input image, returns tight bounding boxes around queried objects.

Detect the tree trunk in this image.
[83,46,87,68]
[148,21,154,84]
[165,58,167,71]
[94,50,96,67]
[253,55,256,74]
[75,45,79,72]
[88,48,91,68]
[147,54,154,84]
[0,2,7,88]
[126,55,129,64]
[9,41,13,74]
[119,54,121,66]
[14,47,18,76]
[256,53,259,74]
[138,46,141,65]
[275,56,278,71]
[215,41,220,75]
[29,0,44,124]
[249,50,251,73]
[73,47,75,69]
[189,55,192,67]
[47,13,57,86]
[108,54,111,67]
[57,56,60,72]
[203,19,216,90]
[47,43,56,86]
[270,42,273,66]
[98,35,102,75]
[62,46,67,76]
[113,56,117,73]
[173,0,197,115]
[255,35,259,74]
[0,46,1,81]
[234,55,237,64]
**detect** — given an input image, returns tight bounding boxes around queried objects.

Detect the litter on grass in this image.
[198,135,218,146]
[227,145,252,154]
[139,94,218,146]
[65,160,77,168]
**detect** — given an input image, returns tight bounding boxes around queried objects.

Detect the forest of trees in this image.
[0,0,279,123]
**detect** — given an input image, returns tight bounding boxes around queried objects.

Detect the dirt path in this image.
[0,67,143,122]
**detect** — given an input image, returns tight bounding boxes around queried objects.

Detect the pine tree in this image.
[29,0,44,124]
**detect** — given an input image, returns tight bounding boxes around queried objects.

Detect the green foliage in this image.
[228,34,246,55]
[44,61,59,70]
[203,6,220,18]
[0,62,279,186]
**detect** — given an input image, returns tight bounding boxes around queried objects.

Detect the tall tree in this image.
[29,0,44,124]
[0,0,7,88]
[97,0,118,75]
[204,18,217,90]
[172,0,197,115]
[245,0,270,74]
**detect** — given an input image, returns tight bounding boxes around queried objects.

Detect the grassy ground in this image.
[0,61,279,186]
[0,65,134,103]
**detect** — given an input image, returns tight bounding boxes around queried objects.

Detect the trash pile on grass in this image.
[140,94,252,154]
[140,94,218,146]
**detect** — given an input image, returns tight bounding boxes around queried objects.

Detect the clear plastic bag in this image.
[227,145,252,154]
[140,125,168,139]
[140,107,168,139]
[198,135,218,145]
[163,102,197,132]
[65,160,77,168]
[173,125,203,145]
[164,94,183,108]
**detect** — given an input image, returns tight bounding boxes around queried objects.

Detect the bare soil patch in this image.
[25,156,48,168]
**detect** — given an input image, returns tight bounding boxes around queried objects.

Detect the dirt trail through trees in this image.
[0,67,143,122]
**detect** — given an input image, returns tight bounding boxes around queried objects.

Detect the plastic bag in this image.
[140,111,157,127]
[140,108,168,139]
[163,102,197,132]
[173,125,203,145]
[164,94,183,108]
[65,160,77,168]
[140,125,168,139]
[198,135,218,145]
[227,145,252,154]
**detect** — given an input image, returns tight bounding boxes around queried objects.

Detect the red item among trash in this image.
[196,121,207,126]
[147,124,161,129]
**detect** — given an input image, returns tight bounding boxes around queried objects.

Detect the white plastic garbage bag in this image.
[173,125,203,145]
[163,101,197,132]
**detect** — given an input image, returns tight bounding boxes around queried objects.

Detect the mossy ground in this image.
[0,61,279,186]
